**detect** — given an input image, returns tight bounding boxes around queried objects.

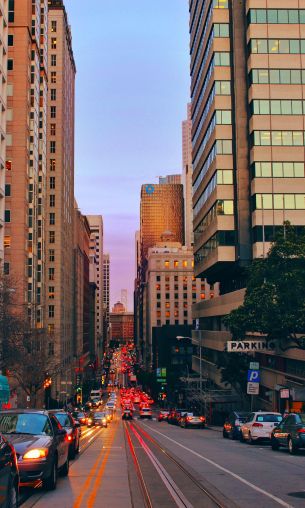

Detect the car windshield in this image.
[0,413,52,436]
[256,414,282,423]
[54,413,71,427]
[95,412,106,417]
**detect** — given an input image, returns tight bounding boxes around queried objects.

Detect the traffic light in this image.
[76,386,82,404]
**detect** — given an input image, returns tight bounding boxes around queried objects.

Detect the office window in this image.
[4,262,10,275]
[164,260,170,268]
[174,260,179,268]
[50,177,55,189]
[51,54,56,66]
[174,284,178,290]
[165,293,170,300]
[8,35,14,46]
[50,106,56,118]
[175,293,179,299]
[8,0,14,22]
[156,302,161,308]
[50,194,55,207]
[182,260,188,268]
[50,141,56,153]
[51,20,57,32]
[51,71,56,83]
[156,284,161,291]
[165,284,170,291]
[49,268,55,280]
[156,311,161,318]
[165,302,170,309]
[5,184,11,197]
[48,287,55,299]
[49,213,55,225]
[50,159,56,171]
[4,236,10,248]
[7,59,13,71]
[48,305,55,318]
[51,89,56,101]
[49,231,55,243]
[156,275,160,282]
[165,311,170,318]
[50,123,56,135]
[4,210,10,223]
[174,276,178,282]
[51,37,57,49]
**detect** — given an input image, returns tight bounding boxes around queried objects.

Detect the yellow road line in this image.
[86,422,119,508]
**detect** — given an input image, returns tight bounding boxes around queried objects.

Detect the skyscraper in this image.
[103,253,110,346]
[121,289,128,311]
[190,0,305,409]
[87,215,104,357]
[0,0,7,265]
[182,103,193,248]
[46,0,76,398]
[6,0,48,328]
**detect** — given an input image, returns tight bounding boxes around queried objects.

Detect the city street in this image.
[19,407,305,508]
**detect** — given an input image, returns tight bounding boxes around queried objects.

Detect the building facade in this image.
[103,253,110,346]
[87,215,104,358]
[46,0,76,400]
[190,0,305,412]
[0,0,7,265]
[110,310,134,344]
[182,103,194,248]
[5,0,48,327]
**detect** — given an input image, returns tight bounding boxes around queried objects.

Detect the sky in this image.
[64,0,190,310]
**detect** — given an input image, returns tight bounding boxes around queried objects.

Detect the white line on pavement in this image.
[141,423,293,508]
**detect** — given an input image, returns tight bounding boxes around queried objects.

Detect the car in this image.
[240,412,282,444]
[105,409,113,422]
[0,410,69,490]
[139,407,152,419]
[180,412,206,428]
[167,409,176,424]
[170,409,188,426]
[72,411,88,426]
[87,413,95,427]
[122,409,133,420]
[49,410,81,459]
[223,411,250,440]
[158,411,169,422]
[0,432,19,507]
[271,413,305,454]
[92,412,108,427]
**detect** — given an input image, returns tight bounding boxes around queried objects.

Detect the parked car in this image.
[0,432,19,507]
[158,411,169,422]
[49,410,81,459]
[0,410,69,490]
[92,411,108,427]
[240,412,282,444]
[180,412,206,428]
[122,409,133,420]
[271,413,305,454]
[139,407,152,419]
[223,411,250,440]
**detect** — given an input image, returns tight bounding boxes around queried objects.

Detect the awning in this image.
[0,375,10,404]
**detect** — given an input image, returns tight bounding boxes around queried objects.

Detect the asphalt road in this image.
[19,407,305,508]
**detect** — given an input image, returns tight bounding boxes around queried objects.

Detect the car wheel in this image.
[61,456,69,477]
[75,438,80,454]
[69,442,76,460]
[248,432,255,445]
[7,478,18,508]
[271,438,279,451]
[223,430,228,439]
[240,432,245,442]
[288,437,297,455]
[43,459,57,491]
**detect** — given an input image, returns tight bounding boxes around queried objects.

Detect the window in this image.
[156,284,161,291]
[156,275,160,282]
[50,159,56,171]
[252,161,304,178]
[48,305,55,318]
[50,177,55,189]
[51,71,56,83]
[51,20,57,32]
[252,130,305,147]
[51,54,56,66]
[50,124,56,135]
[51,37,57,49]
[254,194,305,210]
[250,68,305,85]
[50,141,56,153]
[250,39,305,55]
[49,249,55,262]
[51,89,56,101]
[49,213,55,225]
[5,184,11,197]
[48,287,55,299]
[4,262,10,275]
[5,210,10,223]
[4,236,11,248]
[174,276,178,282]
[183,260,188,268]
[49,195,55,207]
[248,9,305,24]
[175,293,179,299]
[251,99,305,116]
[214,23,229,37]
[49,268,55,281]
[8,0,14,22]
[165,311,170,318]
[164,260,170,268]
[50,106,56,118]
[165,293,170,300]
[174,260,179,268]
[7,84,13,97]
[7,59,13,71]
[49,231,55,243]
[8,35,14,46]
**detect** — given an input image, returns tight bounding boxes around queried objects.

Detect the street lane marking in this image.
[87,422,119,508]
[130,423,193,508]
[141,423,293,508]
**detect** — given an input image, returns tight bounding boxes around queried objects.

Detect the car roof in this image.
[253,411,281,415]
[0,409,48,415]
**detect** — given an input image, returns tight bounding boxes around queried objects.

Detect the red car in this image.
[158,411,169,422]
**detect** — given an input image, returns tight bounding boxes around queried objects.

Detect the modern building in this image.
[143,239,215,367]
[158,175,181,184]
[87,215,104,357]
[121,289,128,310]
[190,0,305,412]
[46,0,76,399]
[103,253,110,346]
[110,308,134,344]
[5,0,48,327]
[112,301,126,314]
[0,0,7,265]
[182,103,194,248]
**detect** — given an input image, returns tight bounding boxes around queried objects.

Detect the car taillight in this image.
[297,428,305,433]
[66,435,73,442]
[187,416,193,421]
[199,417,205,421]
[253,423,263,428]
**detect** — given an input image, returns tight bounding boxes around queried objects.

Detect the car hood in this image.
[3,434,52,456]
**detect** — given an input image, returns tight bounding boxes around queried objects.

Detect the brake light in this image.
[187,416,193,421]
[253,423,263,428]
[200,417,205,421]
[66,435,73,442]
[297,428,305,433]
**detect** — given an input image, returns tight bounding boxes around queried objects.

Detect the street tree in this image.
[224,222,305,351]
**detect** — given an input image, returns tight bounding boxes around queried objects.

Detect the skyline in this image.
[64,0,190,308]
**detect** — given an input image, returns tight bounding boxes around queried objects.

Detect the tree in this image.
[0,274,60,407]
[224,222,305,351]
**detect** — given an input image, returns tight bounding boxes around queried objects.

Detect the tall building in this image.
[46,0,76,397]
[158,175,181,184]
[0,0,7,265]
[87,215,104,357]
[121,289,128,311]
[5,0,48,327]
[110,308,134,344]
[103,253,110,346]
[182,103,193,248]
[190,0,305,412]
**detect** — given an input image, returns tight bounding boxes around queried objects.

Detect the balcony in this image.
[195,245,235,279]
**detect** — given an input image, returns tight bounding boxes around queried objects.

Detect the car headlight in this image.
[23,448,48,459]
[88,418,93,423]
[102,419,106,424]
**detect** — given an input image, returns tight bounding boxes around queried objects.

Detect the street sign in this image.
[157,379,167,383]
[249,362,259,370]
[247,382,259,395]
[247,370,260,383]
[156,368,161,377]
[26,396,30,402]
[280,388,290,399]
[227,340,275,352]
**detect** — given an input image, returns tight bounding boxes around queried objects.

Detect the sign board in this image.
[60,381,73,385]
[280,388,290,399]
[161,368,166,378]
[247,370,260,383]
[247,382,260,395]
[227,340,275,352]
[249,362,259,370]
[156,368,161,377]
[157,379,167,384]
[26,396,30,402]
